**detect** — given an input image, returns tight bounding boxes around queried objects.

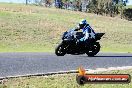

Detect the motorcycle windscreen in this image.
[63,31,74,40]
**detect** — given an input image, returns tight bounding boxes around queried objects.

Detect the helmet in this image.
[79,19,87,29]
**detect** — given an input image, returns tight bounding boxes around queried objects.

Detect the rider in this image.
[75,19,96,43]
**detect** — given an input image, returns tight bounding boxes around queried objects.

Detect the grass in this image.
[126,5,132,8]
[0,69,132,88]
[0,3,132,52]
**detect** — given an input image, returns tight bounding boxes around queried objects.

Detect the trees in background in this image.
[27,0,131,20]
[87,0,115,16]
[123,8,132,21]
[26,0,28,5]
[86,0,129,17]
[33,0,52,7]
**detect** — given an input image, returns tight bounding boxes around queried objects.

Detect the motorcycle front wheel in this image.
[55,43,66,56]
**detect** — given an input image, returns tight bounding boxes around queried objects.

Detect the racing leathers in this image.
[78,24,96,42]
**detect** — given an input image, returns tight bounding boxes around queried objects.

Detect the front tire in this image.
[86,42,100,57]
[55,43,66,56]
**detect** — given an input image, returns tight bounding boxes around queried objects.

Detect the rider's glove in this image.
[79,38,84,42]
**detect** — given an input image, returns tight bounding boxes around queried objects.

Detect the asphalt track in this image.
[0,52,132,77]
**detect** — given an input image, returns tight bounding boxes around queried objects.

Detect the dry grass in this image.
[0,3,132,52]
[0,69,132,88]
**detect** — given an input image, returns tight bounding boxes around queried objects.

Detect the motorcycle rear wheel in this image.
[86,42,100,57]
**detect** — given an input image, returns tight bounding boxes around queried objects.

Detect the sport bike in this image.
[55,29,105,56]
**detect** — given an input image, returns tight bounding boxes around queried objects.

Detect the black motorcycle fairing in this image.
[95,33,105,40]
[62,32,97,54]
[55,29,105,56]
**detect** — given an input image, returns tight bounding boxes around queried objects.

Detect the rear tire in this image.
[86,42,100,57]
[55,43,66,56]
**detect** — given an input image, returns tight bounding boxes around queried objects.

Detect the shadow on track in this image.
[78,55,132,58]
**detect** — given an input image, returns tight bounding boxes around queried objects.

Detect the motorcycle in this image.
[55,29,105,56]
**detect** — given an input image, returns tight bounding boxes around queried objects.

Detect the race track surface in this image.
[0,52,132,77]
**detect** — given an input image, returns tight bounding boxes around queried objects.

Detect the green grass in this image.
[126,5,132,8]
[0,3,132,52]
[0,69,132,88]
